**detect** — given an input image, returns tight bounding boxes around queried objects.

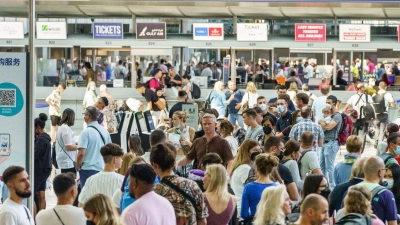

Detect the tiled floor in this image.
[44,142,379,209]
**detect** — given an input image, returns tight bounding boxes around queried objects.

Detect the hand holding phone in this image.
[0,134,10,156]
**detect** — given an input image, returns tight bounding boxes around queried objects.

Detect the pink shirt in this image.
[368,62,375,75]
[121,191,176,225]
[149,78,160,90]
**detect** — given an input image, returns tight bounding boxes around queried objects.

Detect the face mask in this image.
[296,117,302,123]
[278,150,285,161]
[175,124,181,129]
[325,104,331,110]
[80,63,83,67]
[87,221,96,225]
[394,146,400,155]
[320,187,331,200]
[263,126,272,135]
[369,82,375,86]
[259,103,267,111]
[384,179,394,189]
[250,152,261,161]
[277,105,285,113]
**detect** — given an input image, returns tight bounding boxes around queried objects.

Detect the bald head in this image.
[300,106,312,119]
[301,194,328,215]
[350,157,367,179]
[321,85,330,95]
[300,131,314,146]
[363,156,385,179]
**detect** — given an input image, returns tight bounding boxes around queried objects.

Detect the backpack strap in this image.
[160,178,197,212]
[280,158,290,165]
[371,185,387,201]
[355,94,363,106]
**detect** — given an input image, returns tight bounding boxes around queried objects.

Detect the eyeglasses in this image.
[276,103,285,106]
[379,168,387,172]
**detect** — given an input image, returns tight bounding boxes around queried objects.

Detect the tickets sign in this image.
[93,23,123,39]
[295,24,326,42]
[193,23,224,41]
[339,24,370,42]
[237,23,268,41]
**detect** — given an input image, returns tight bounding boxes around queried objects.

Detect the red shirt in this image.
[149,78,160,90]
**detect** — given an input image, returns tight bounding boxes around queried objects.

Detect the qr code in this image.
[0,89,16,107]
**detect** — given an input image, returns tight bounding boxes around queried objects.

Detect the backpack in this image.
[191,82,201,99]
[234,127,246,146]
[337,112,353,145]
[308,93,314,107]
[334,213,372,225]
[298,150,311,179]
[379,152,395,166]
[201,91,213,111]
[372,92,386,114]
[360,94,375,123]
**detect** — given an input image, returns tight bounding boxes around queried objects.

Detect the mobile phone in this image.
[0,134,10,156]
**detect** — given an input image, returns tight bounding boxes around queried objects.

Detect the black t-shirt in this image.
[276,111,293,132]
[278,163,294,185]
[169,102,192,118]
[143,88,160,111]
[137,69,142,79]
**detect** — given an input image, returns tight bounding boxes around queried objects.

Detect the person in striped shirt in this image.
[78,143,124,207]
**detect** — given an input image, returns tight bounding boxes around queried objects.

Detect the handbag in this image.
[155,99,166,110]
[51,145,59,169]
[238,92,249,115]
[56,137,78,172]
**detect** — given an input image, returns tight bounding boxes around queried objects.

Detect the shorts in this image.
[34,174,49,193]
[50,115,61,126]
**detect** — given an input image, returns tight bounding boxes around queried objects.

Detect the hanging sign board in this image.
[136,23,166,40]
[36,22,67,39]
[237,23,268,41]
[0,22,24,39]
[93,23,123,39]
[193,23,224,41]
[295,23,326,42]
[339,24,370,42]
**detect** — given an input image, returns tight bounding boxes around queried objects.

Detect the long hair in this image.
[253,185,287,225]
[128,134,144,156]
[298,174,324,207]
[118,153,135,176]
[288,82,298,93]
[230,139,258,176]
[205,164,229,199]
[246,81,257,93]
[59,108,75,126]
[83,194,124,225]
[291,109,300,126]
[213,81,224,93]
[343,185,372,216]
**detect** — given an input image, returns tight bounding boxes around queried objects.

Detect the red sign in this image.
[398,25,400,42]
[209,27,222,36]
[295,23,326,42]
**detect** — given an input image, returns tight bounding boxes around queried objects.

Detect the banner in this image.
[136,23,166,40]
[0,22,24,39]
[398,25,400,42]
[237,23,268,41]
[93,23,123,39]
[193,23,224,41]
[0,53,28,172]
[37,22,67,39]
[223,57,230,83]
[295,23,326,42]
[339,24,370,42]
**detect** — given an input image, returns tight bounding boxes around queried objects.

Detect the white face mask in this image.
[80,63,83,67]
[259,103,267,111]
[369,82,375,86]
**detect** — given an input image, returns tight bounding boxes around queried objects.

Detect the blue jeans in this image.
[228,113,244,127]
[320,140,339,188]
[304,78,309,84]
[79,169,99,188]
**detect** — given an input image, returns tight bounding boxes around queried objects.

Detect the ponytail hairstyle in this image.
[173,111,190,123]
[34,113,48,129]
[254,153,279,176]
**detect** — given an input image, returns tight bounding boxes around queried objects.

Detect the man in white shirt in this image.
[36,173,86,225]
[78,143,124,207]
[113,60,128,80]
[374,82,396,142]
[343,83,373,144]
[303,62,314,84]
[0,166,34,225]
[121,163,176,225]
[312,85,330,123]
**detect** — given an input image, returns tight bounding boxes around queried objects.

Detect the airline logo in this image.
[208,28,222,36]
[195,27,208,36]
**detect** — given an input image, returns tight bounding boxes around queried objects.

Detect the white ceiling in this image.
[2,1,400,19]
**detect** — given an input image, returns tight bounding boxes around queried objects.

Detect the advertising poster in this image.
[0,53,28,172]
[237,23,268,41]
[93,23,123,39]
[223,57,230,84]
[182,104,198,130]
[295,23,326,42]
[398,25,400,42]
[193,23,224,41]
[0,22,24,39]
[136,23,166,40]
[339,24,370,42]
[37,22,67,39]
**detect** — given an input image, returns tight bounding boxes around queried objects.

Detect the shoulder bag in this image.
[56,135,77,172]
[238,92,249,115]
[160,178,197,211]
[88,126,106,145]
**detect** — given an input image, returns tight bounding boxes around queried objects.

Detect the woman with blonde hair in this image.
[287,82,298,101]
[253,185,292,225]
[230,139,260,213]
[241,153,279,220]
[203,164,237,225]
[335,185,384,225]
[167,111,196,155]
[83,193,125,225]
[237,81,259,110]
[83,81,97,111]
[208,81,235,120]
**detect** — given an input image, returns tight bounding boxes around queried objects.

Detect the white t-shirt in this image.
[376,90,394,111]
[121,191,176,225]
[304,65,314,79]
[182,82,192,99]
[112,189,123,209]
[0,199,34,225]
[225,136,239,156]
[47,90,61,117]
[36,205,86,225]
[312,96,328,123]
[56,124,77,169]
[241,92,259,108]
[78,171,124,206]
[230,164,251,212]
[346,93,373,118]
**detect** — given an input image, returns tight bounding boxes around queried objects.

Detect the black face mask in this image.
[251,152,261,161]
[87,221,96,225]
[320,187,331,200]
[263,126,272,135]
[278,150,285,161]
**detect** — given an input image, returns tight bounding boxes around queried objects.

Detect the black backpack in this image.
[372,92,387,114]
[297,150,311,179]
[191,82,201,99]
[334,213,372,225]
[360,94,375,123]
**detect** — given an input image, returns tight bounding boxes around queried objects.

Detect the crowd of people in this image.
[2,55,400,225]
